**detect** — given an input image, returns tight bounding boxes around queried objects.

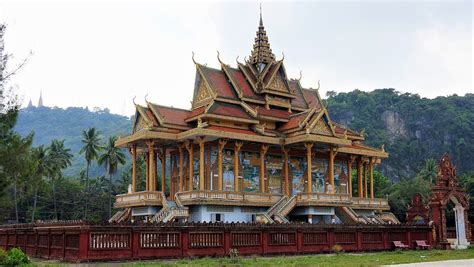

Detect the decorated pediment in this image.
[305,110,336,137]
[192,70,214,109]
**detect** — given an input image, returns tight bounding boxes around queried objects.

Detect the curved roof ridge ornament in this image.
[298,70,302,81]
[280,52,285,61]
[144,93,149,103]
[217,50,225,65]
[132,96,137,106]
[315,80,320,90]
[192,51,197,64]
[236,56,241,65]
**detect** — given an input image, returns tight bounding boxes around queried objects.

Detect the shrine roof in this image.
[278,111,309,131]
[207,102,254,121]
[288,80,309,109]
[302,89,321,109]
[199,65,238,99]
[207,125,259,136]
[147,102,190,127]
[251,104,291,119]
[226,66,264,101]
[333,123,362,138]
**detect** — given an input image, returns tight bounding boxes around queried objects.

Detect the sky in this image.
[0,0,472,116]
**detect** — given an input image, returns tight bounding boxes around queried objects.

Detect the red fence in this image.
[0,222,433,262]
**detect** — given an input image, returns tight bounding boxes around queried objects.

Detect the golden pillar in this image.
[260,144,269,193]
[370,158,375,199]
[145,153,149,191]
[217,139,227,191]
[328,147,337,193]
[348,156,355,196]
[282,147,290,196]
[357,157,363,197]
[159,147,166,193]
[305,143,313,193]
[184,140,193,190]
[234,141,243,192]
[197,137,205,191]
[364,161,368,198]
[146,140,155,191]
[130,145,137,193]
[178,144,184,192]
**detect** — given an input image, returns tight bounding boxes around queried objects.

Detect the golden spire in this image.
[249,5,275,67]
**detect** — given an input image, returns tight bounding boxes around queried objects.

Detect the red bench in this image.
[415,240,430,249]
[393,241,409,249]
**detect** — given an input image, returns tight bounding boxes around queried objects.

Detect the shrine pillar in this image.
[159,147,166,193]
[305,143,313,193]
[348,156,355,197]
[178,144,184,192]
[217,139,227,191]
[328,147,337,193]
[282,147,290,196]
[364,160,368,198]
[130,145,137,193]
[369,158,374,199]
[146,140,156,191]
[357,157,363,197]
[145,153,149,191]
[197,137,205,191]
[234,141,243,192]
[260,144,269,193]
[184,140,193,190]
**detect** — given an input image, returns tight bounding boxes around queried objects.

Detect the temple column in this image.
[178,144,184,192]
[184,140,193,190]
[130,145,137,193]
[146,140,156,191]
[328,147,337,193]
[159,147,166,193]
[260,144,269,193]
[348,156,355,196]
[282,146,290,196]
[217,139,227,191]
[197,137,205,191]
[364,160,368,198]
[234,141,244,192]
[357,157,363,197]
[305,143,313,193]
[145,153,149,191]
[369,158,375,199]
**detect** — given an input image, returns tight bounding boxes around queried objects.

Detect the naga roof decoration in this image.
[120,11,387,158]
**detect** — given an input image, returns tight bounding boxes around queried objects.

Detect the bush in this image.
[0,248,7,265]
[5,248,30,266]
[331,244,344,254]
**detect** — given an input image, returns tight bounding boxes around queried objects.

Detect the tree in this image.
[79,127,102,219]
[30,145,52,221]
[418,159,437,184]
[98,136,125,218]
[47,139,73,220]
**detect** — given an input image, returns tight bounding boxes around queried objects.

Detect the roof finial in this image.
[260,3,263,27]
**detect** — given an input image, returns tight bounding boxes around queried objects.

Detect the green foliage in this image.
[327,89,474,180]
[0,248,7,265]
[459,171,474,222]
[5,248,29,266]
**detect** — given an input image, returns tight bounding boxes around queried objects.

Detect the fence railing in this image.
[114,191,164,208]
[177,190,281,206]
[0,222,433,262]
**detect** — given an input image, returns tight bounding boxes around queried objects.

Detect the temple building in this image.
[112,11,398,225]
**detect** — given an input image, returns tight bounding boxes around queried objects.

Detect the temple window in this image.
[265,154,283,194]
[289,156,306,195]
[241,151,260,193]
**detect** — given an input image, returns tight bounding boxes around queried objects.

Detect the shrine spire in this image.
[249,5,275,68]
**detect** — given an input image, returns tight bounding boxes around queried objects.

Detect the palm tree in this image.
[98,136,126,219]
[418,159,438,184]
[31,145,53,222]
[48,139,73,220]
[79,127,102,219]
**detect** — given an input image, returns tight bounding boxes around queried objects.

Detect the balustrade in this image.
[114,191,165,208]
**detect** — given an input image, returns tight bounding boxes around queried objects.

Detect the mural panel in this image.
[266,154,283,194]
[242,151,260,192]
[334,160,348,194]
[312,158,328,193]
[290,156,306,194]
[223,149,235,191]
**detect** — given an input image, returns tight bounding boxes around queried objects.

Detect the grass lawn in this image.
[34,247,474,267]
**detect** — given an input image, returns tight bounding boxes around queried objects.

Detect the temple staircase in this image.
[256,195,297,223]
[151,193,189,223]
[109,208,131,223]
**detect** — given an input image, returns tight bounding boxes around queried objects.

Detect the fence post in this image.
[406,227,412,248]
[356,227,363,251]
[78,229,89,262]
[328,227,334,250]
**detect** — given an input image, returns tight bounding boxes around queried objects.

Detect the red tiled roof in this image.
[334,124,360,137]
[289,80,308,109]
[148,103,190,127]
[239,64,257,84]
[208,102,253,120]
[200,65,238,99]
[252,105,291,119]
[302,89,321,109]
[227,67,263,101]
[207,125,258,135]
[187,106,206,119]
[278,112,308,131]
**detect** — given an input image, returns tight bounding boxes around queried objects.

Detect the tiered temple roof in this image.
[119,12,386,159]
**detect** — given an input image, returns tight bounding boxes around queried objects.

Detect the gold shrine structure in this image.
[111,11,398,224]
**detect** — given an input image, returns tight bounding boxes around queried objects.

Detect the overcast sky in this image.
[0,1,472,116]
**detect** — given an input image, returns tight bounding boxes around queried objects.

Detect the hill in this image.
[14,90,474,181]
[15,106,132,176]
[326,89,474,180]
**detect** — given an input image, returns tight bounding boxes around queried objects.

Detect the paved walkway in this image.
[387,259,474,267]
